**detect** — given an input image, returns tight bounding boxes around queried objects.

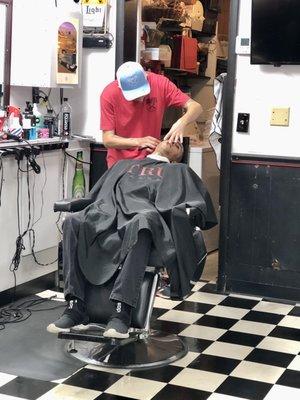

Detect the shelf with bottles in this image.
[0,137,69,152]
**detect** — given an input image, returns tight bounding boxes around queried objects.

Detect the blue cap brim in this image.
[121,81,150,101]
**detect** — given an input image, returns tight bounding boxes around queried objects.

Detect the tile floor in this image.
[1,252,300,400]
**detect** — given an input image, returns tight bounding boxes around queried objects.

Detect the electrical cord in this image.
[27,153,58,266]
[0,295,66,331]
[64,149,92,165]
[6,147,64,311]
[26,151,59,266]
[32,152,46,228]
[9,161,31,273]
[55,150,67,235]
[10,156,57,275]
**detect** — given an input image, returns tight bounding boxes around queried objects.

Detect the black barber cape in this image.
[77,158,217,299]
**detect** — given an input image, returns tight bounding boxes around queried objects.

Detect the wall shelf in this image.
[157,26,214,38]
[164,68,210,80]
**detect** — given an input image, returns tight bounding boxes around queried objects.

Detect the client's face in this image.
[156,141,184,162]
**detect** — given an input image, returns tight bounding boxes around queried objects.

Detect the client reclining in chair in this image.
[47,141,217,338]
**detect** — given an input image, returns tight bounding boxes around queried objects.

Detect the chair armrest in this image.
[187,206,205,229]
[54,198,93,213]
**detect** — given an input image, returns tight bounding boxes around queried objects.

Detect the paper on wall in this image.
[81,0,107,28]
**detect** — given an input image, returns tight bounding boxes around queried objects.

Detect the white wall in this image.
[1,0,117,293]
[0,4,6,86]
[10,0,117,140]
[0,152,62,293]
[62,0,117,139]
[232,0,300,159]
[0,139,91,293]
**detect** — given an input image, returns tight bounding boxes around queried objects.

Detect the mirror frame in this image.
[0,0,12,108]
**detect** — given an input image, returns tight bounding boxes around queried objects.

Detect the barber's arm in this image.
[103,130,160,152]
[164,99,203,144]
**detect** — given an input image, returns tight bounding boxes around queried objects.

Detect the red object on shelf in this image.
[171,35,198,73]
[7,105,21,117]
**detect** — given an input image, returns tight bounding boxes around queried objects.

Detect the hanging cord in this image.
[9,160,31,275]
[64,149,92,165]
[10,154,59,275]
[9,160,32,301]
[5,148,66,313]
[27,152,59,266]
[54,149,67,235]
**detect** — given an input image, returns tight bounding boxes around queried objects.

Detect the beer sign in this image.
[81,0,107,28]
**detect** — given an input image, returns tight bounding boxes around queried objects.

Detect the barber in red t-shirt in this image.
[100,61,203,168]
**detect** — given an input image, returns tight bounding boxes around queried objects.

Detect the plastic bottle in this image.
[32,103,44,129]
[72,151,86,199]
[44,109,55,138]
[0,108,6,133]
[61,98,72,137]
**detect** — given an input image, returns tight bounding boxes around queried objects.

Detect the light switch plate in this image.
[270,108,290,126]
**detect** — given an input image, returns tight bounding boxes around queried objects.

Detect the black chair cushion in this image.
[85,270,158,329]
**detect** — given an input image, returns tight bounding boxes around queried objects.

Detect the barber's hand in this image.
[136,136,160,152]
[164,119,185,144]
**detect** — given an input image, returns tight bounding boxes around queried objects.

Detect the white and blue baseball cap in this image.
[116,62,150,101]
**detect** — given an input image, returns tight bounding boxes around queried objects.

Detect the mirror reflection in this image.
[0,3,7,109]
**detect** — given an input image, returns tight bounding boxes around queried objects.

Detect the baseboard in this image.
[0,272,57,307]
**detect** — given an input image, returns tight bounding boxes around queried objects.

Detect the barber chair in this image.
[53,140,207,369]
[54,197,207,370]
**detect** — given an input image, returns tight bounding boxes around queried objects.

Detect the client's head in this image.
[154,141,184,163]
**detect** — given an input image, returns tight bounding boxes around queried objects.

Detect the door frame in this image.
[217,0,240,292]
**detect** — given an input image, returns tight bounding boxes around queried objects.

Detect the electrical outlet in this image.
[270,108,290,126]
[237,113,250,133]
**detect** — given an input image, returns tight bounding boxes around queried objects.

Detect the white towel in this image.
[209,73,227,170]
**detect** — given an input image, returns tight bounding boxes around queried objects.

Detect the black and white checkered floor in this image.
[1,279,300,400]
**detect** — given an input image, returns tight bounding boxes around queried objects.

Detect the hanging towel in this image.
[209,73,227,170]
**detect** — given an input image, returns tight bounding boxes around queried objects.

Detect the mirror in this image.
[0,0,12,109]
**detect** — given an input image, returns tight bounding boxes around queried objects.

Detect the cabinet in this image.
[10,0,81,88]
[225,159,300,301]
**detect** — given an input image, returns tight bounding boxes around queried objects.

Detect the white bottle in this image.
[61,98,72,137]
[32,103,44,129]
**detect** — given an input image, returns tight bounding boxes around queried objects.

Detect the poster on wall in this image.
[57,17,80,85]
[81,0,107,29]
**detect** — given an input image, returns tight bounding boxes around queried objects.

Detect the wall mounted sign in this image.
[56,17,80,85]
[81,0,107,29]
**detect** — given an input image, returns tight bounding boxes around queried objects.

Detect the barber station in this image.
[0,1,300,399]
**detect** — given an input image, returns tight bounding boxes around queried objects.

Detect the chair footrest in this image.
[61,330,188,370]
[59,330,109,344]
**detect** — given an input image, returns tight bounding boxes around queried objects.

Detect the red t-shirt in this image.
[100,72,190,167]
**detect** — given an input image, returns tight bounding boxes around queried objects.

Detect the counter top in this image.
[0,136,68,149]
[0,135,213,152]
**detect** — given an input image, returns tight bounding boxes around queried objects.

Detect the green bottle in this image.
[72,151,86,199]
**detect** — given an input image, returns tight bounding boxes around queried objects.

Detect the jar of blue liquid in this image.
[29,127,37,140]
